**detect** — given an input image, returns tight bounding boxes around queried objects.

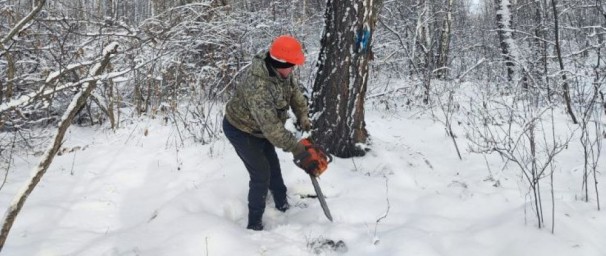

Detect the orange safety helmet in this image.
[269,35,305,65]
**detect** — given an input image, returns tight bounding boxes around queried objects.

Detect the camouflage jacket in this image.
[225,51,309,152]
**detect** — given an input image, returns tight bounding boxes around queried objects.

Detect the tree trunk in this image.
[495,0,515,82]
[0,45,15,101]
[436,0,453,79]
[551,0,578,124]
[310,0,383,158]
[105,0,115,19]
[535,0,550,99]
[417,0,433,103]
[0,43,119,252]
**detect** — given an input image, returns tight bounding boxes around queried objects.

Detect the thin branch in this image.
[0,0,47,46]
[0,42,119,252]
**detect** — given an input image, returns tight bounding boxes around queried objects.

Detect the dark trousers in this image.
[223,117,287,224]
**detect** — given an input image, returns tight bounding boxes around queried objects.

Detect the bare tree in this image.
[436,0,454,79]
[466,85,572,229]
[0,43,119,252]
[578,59,604,210]
[0,0,46,104]
[550,0,578,124]
[417,0,435,103]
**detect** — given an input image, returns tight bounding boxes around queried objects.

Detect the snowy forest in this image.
[1,0,605,255]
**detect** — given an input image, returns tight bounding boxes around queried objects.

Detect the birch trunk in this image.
[436,0,453,79]
[495,0,516,82]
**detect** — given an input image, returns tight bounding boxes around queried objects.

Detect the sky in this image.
[0,81,605,256]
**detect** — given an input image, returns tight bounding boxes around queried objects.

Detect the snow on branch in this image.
[0,0,46,46]
[0,42,119,252]
[0,41,148,114]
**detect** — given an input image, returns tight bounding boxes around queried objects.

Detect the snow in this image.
[1,93,605,255]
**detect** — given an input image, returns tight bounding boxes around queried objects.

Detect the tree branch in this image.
[0,42,119,252]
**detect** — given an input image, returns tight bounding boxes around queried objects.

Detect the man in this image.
[223,35,325,231]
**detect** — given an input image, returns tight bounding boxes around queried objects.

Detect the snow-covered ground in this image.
[1,100,605,256]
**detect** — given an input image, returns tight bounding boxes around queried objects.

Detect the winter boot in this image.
[246,222,264,231]
[273,194,290,212]
[247,211,264,231]
[276,202,290,212]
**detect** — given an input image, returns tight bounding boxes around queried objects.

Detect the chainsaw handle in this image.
[307,144,333,163]
[299,139,331,160]
[293,140,332,175]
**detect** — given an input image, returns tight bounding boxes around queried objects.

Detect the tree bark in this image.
[0,44,15,101]
[417,0,433,103]
[0,43,119,252]
[311,0,382,158]
[495,0,515,82]
[436,0,453,79]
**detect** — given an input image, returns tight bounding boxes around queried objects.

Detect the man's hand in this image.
[299,118,312,132]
